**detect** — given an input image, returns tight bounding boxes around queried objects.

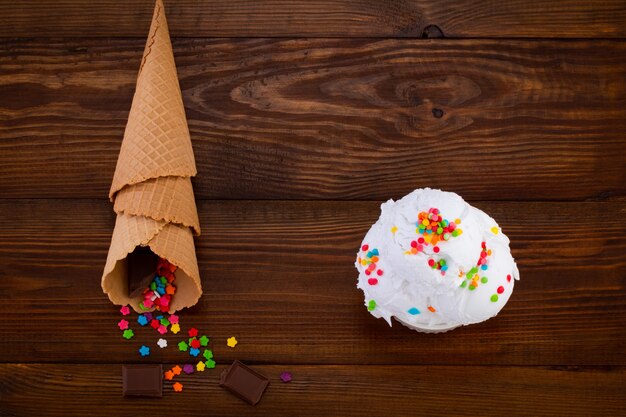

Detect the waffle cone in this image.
[109,0,196,200]
[114,176,201,236]
[102,214,201,313]
[102,0,202,313]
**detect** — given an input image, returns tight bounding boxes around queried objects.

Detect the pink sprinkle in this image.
[117,319,129,330]
[157,325,167,334]
[143,299,154,308]
[169,314,179,324]
[120,305,130,316]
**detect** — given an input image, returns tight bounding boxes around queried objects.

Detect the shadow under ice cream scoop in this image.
[355,188,520,333]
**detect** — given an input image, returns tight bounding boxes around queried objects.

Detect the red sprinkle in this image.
[377,269,383,276]
[507,274,512,282]
[428,259,435,267]
[368,278,378,285]
[418,237,425,244]
[361,244,369,251]
[433,246,440,253]
[410,241,417,248]
[497,286,504,294]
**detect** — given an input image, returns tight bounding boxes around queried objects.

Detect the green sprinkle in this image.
[469,285,476,291]
[160,276,167,285]
[150,282,157,291]
[199,335,209,346]
[160,318,170,326]
[460,281,467,288]
[139,301,149,311]
[452,230,460,237]
[437,227,443,234]
[178,341,188,352]
[481,277,488,284]
[491,294,499,302]
[367,300,377,311]
[122,329,134,340]
[205,359,216,369]
[203,349,213,360]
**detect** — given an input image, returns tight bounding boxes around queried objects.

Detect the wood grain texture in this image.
[0,0,625,38]
[0,364,624,417]
[1,38,625,201]
[1,199,624,365]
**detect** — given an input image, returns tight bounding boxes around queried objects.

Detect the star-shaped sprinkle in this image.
[173,382,183,392]
[205,359,216,369]
[157,325,167,334]
[183,364,194,374]
[280,372,292,383]
[117,319,129,330]
[172,365,182,376]
[188,328,198,337]
[157,338,167,348]
[164,370,174,380]
[171,323,180,334]
[203,349,213,360]
[160,318,170,327]
[150,319,160,329]
[139,345,150,357]
[199,335,209,346]
[227,337,238,348]
[189,348,200,357]
[196,361,206,372]
[122,329,134,340]
[137,315,148,326]
[190,339,200,349]
[144,312,153,321]
[120,305,130,316]
[168,314,179,324]
[178,341,188,352]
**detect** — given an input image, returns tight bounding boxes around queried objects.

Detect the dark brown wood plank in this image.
[0,364,624,416]
[1,39,625,201]
[0,1,625,38]
[0,199,624,365]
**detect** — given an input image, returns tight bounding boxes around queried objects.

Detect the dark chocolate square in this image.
[122,364,163,397]
[127,246,159,298]
[219,361,269,405]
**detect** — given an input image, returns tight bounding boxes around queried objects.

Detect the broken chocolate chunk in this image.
[122,364,162,397]
[219,361,270,406]
[127,246,159,298]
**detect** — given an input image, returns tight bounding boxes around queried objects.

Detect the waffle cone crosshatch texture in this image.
[101,0,202,314]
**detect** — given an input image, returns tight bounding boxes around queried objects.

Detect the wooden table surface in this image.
[1,1,625,416]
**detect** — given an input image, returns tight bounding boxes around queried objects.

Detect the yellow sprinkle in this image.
[391,226,398,234]
[422,219,429,226]
[457,229,463,235]
[361,260,367,266]
[227,336,238,348]
[487,249,492,256]
[424,234,432,244]
[415,228,420,233]
[491,226,499,235]
[454,218,461,224]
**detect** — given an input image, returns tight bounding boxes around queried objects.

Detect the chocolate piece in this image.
[122,364,163,397]
[219,361,270,405]
[127,246,159,297]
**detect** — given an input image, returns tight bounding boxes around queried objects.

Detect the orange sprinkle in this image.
[428,306,436,313]
[371,256,379,263]
[454,218,461,224]
[410,247,418,254]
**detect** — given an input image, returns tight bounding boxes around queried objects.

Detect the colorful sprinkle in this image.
[280,372,293,383]
[189,348,200,357]
[203,349,213,360]
[122,329,134,340]
[497,286,504,294]
[507,274,512,282]
[172,382,183,392]
[164,370,174,380]
[367,300,377,311]
[183,364,194,374]
[407,307,420,315]
[199,335,209,346]
[205,359,216,369]
[188,328,198,338]
[491,226,499,235]
[367,278,378,285]
[227,337,238,348]
[391,226,398,234]
[196,361,206,372]
[138,345,150,357]
[427,306,436,313]
[157,338,168,348]
[172,365,182,375]
[137,315,148,326]
[117,319,129,330]
[120,305,130,316]
[171,323,180,334]
[178,341,188,352]
[490,294,499,302]
[481,277,488,284]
